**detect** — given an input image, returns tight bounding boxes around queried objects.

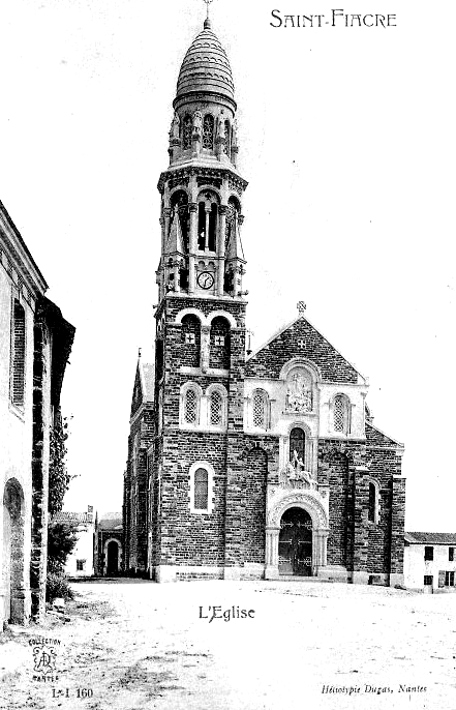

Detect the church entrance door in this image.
[278,507,312,576]
[107,541,119,575]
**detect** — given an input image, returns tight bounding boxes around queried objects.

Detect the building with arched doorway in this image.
[94,513,123,576]
[123,12,405,585]
[0,199,75,626]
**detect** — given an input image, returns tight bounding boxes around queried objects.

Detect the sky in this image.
[0,0,455,530]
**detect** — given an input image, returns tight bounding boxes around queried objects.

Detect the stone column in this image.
[389,473,406,587]
[265,527,280,579]
[200,325,210,373]
[217,205,227,296]
[188,203,198,294]
[313,528,329,575]
[163,208,172,253]
[350,449,370,584]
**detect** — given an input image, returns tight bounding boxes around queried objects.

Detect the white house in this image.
[404,532,456,591]
[54,507,95,578]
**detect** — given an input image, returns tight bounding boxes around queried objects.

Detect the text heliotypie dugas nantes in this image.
[271,9,397,28]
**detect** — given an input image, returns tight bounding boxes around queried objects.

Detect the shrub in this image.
[46,573,74,603]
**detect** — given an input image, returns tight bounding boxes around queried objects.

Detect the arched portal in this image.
[106,540,120,576]
[278,507,312,576]
[2,478,26,623]
[265,492,329,580]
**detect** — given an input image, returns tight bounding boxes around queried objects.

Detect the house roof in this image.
[53,511,93,526]
[405,532,456,545]
[98,512,122,531]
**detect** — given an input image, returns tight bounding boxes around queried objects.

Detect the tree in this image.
[48,413,73,517]
[46,412,77,601]
[47,523,78,576]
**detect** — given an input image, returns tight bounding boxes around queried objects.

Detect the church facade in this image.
[123,16,406,585]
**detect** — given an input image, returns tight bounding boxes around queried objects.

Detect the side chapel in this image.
[123,14,406,585]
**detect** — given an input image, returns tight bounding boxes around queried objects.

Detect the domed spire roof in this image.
[174,20,235,107]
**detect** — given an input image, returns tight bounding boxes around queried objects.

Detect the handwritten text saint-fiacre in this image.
[270,9,397,28]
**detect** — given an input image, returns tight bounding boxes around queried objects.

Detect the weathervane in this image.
[297,301,307,317]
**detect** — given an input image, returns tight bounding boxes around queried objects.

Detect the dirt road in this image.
[0,579,455,710]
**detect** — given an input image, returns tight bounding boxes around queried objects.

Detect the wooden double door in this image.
[278,507,313,576]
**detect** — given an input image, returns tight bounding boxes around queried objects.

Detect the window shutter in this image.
[11,301,26,407]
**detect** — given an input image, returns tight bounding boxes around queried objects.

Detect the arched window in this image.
[181,314,201,367]
[368,480,379,524]
[184,387,199,425]
[252,389,269,430]
[203,114,214,149]
[194,469,209,510]
[225,119,231,154]
[206,384,228,429]
[209,316,230,369]
[182,114,192,149]
[333,394,351,434]
[189,462,215,514]
[197,191,219,253]
[289,427,305,464]
[170,190,189,251]
[10,300,26,407]
[209,390,223,427]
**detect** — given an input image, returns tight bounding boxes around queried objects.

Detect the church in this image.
[123,13,406,585]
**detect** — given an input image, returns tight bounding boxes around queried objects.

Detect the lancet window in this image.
[189,462,215,514]
[209,316,230,369]
[206,384,228,430]
[197,191,219,252]
[181,314,201,367]
[203,114,214,149]
[289,427,305,464]
[170,190,189,252]
[225,119,231,155]
[182,114,193,149]
[252,389,269,430]
[194,469,209,510]
[333,394,351,434]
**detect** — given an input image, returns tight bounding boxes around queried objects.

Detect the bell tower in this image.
[156,15,247,302]
[150,12,250,583]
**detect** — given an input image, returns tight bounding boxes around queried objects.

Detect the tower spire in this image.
[203,0,213,28]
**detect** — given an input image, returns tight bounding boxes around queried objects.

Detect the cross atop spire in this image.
[203,0,213,28]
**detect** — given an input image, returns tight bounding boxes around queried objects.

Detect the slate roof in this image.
[131,358,155,418]
[246,315,364,384]
[366,422,404,449]
[140,362,155,401]
[98,513,122,531]
[53,511,93,526]
[405,532,456,545]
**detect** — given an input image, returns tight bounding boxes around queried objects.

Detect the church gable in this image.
[130,367,144,418]
[130,361,155,419]
[246,317,361,384]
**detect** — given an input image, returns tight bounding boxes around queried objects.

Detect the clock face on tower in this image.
[197,271,215,290]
